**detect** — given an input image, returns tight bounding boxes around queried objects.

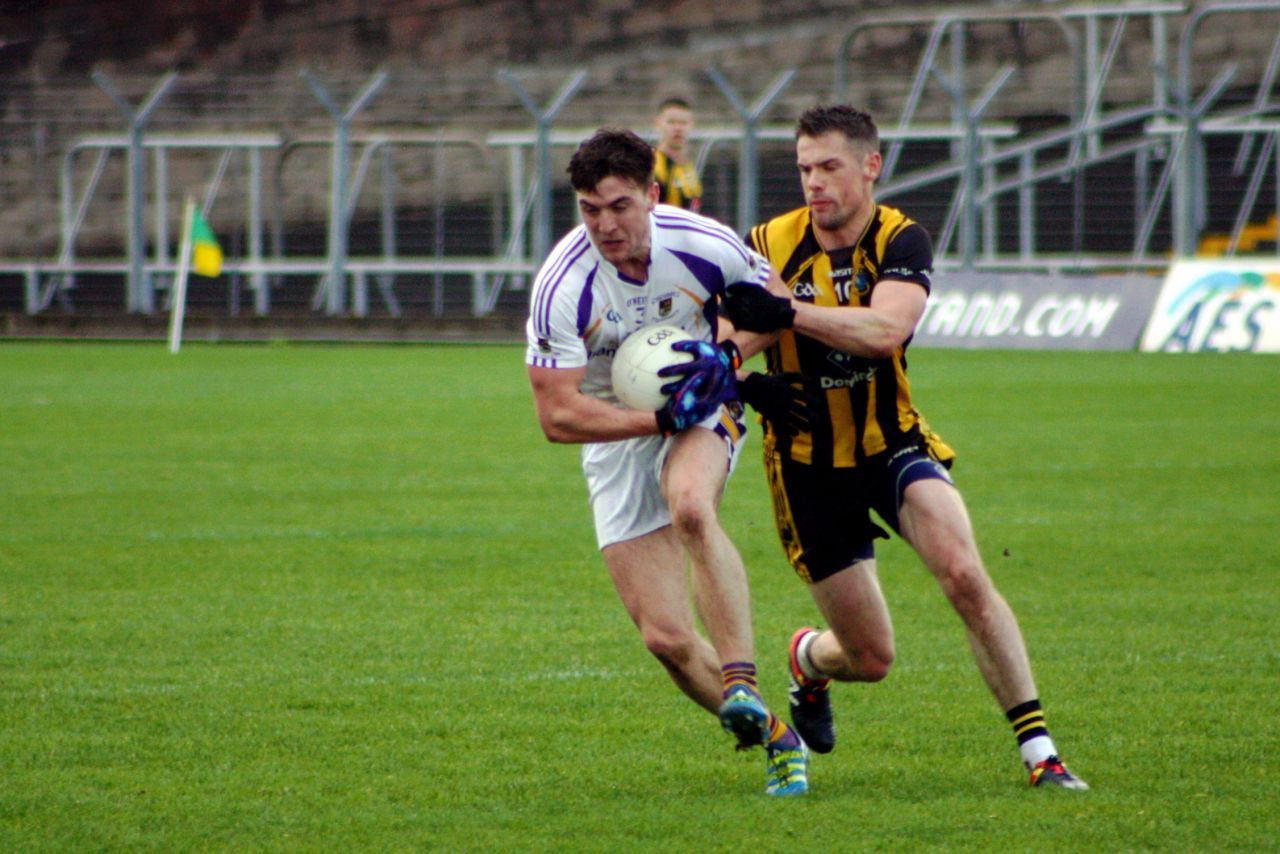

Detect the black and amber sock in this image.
[1006,699,1049,744]
[1006,698,1059,766]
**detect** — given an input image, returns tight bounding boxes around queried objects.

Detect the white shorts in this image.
[583,405,748,550]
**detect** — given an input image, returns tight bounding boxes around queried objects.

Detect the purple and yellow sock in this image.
[721,661,759,698]
[767,713,801,748]
[723,662,801,748]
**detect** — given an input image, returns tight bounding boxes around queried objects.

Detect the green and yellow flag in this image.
[190,207,223,278]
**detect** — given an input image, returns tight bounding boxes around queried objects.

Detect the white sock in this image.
[1019,735,1057,768]
[796,630,827,681]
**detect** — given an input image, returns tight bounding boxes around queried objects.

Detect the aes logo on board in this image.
[1141,262,1280,353]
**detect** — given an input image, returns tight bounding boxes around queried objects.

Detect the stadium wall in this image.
[5,2,1280,341]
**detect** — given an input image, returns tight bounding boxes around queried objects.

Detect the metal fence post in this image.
[930,65,1014,269]
[304,69,388,316]
[498,69,587,263]
[706,66,796,235]
[1170,65,1236,256]
[248,148,267,314]
[92,70,177,314]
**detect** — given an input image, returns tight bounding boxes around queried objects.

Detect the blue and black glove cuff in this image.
[719,340,743,371]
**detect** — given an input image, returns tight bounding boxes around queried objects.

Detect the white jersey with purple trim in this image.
[525,204,771,405]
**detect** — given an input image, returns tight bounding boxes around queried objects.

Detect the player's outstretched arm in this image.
[725,269,926,360]
[528,365,662,443]
[790,279,926,358]
[718,318,778,365]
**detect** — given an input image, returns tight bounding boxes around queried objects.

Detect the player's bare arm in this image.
[528,364,661,443]
[717,316,778,367]
[789,279,926,359]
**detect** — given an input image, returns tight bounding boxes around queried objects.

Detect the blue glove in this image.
[656,339,735,394]
[655,369,730,436]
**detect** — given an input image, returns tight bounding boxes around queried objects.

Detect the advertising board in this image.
[914,272,1164,350]
[1139,260,1280,353]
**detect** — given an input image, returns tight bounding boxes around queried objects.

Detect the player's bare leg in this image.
[603,527,723,713]
[660,426,755,666]
[784,559,895,753]
[807,559,896,682]
[662,424,806,787]
[606,514,808,794]
[897,478,1087,788]
[897,478,1036,709]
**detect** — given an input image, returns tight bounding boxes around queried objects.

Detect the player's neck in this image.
[814,218,866,253]
[659,144,684,161]
[614,250,651,282]
[814,200,875,253]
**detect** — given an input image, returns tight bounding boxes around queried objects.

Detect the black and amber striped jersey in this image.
[653,149,702,212]
[746,204,955,468]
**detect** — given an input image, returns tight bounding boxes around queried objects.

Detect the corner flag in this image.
[190,207,223,278]
[169,198,223,353]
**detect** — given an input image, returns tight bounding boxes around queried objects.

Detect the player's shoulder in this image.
[875,204,926,241]
[872,204,933,285]
[652,204,743,248]
[748,206,811,254]
[765,206,812,230]
[530,227,600,327]
[534,226,595,285]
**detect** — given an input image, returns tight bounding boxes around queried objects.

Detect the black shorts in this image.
[763,441,954,584]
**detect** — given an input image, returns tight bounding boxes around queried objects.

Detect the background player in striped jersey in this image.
[525,127,807,795]
[652,97,702,212]
[723,105,1088,790]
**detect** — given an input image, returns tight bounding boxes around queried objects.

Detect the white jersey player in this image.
[527,202,769,407]
[524,128,809,798]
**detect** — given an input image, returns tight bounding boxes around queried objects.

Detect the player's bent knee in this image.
[667,492,716,541]
[831,629,895,681]
[853,645,894,682]
[937,557,995,619]
[640,626,699,668]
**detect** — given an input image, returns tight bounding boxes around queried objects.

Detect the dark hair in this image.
[657,96,692,113]
[795,105,879,151]
[567,127,655,193]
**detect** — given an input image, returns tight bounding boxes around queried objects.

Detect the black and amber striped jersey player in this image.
[723,105,1089,791]
[745,204,954,469]
[653,148,703,212]
[652,98,703,212]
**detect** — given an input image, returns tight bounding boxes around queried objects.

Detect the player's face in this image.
[577,175,658,277]
[655,105,694,155]
[796,131,881,239]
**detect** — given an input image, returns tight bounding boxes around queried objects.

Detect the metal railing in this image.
[6,0,1280,320]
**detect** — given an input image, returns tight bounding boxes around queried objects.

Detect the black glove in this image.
[736,372,820,437]
[723,283,795,333]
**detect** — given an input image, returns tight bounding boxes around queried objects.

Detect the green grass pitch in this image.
[1,342,1277,852]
